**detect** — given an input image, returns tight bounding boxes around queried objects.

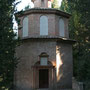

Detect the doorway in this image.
[39,69,49,88]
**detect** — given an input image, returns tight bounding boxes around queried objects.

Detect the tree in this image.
[60,0,90,89]
[60,0,70,13]
[24,4,31,11]
[0,0,18,89]
[52,0,59,9]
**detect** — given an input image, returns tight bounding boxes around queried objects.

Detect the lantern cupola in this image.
[31,0,52,8]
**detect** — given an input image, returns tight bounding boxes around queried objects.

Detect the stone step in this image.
[55,89,72,90]
[37,88,49,90]
[37,89,72,90]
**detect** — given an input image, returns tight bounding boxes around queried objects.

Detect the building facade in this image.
[14,0,75,90]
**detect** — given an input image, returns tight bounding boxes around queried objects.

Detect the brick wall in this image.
[14,40,73,90]
[14,40,56,90]
[18,13,69,38]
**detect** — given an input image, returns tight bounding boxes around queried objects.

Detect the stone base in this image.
[37,88,72,90]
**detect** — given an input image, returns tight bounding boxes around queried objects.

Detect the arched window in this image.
[39,52,49,66]
[59,18,65,37]
[41,0,44,7]
[40,16,48,35]
[23,17,28,37]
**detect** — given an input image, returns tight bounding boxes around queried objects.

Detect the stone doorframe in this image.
[32,64,55,89]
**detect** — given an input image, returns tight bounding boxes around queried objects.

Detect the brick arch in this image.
[32,56,55,89]
[39,52,49,57]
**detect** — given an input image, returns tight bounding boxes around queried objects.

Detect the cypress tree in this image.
[60,0,70,13]
[52,0,59,9]
[0,0,18,89]
[60,0,90,89]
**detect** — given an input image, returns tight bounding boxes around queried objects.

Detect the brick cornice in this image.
[15,8,71,18]
[20,36,76,44]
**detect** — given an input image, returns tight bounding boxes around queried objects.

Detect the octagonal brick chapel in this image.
[14,0,75,90]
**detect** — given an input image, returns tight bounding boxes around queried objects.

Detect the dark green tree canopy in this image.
[60,0,90,89]
[0,0,18,89]
[52,0,59,8]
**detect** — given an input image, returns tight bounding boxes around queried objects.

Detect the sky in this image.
[16,0,62,11]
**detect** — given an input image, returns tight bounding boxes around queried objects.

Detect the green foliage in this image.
[60,0,90,89]
[60,0,70,13]
[24,4,31,11]
[52,0,59,9]
[0,0,19,89]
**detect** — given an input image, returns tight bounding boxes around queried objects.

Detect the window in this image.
[41,0,44,7]
[40,16,48,35]
[59,18,65,37]
[40,57,48,65]
[23,17,28,37]
[39,52,49,66]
